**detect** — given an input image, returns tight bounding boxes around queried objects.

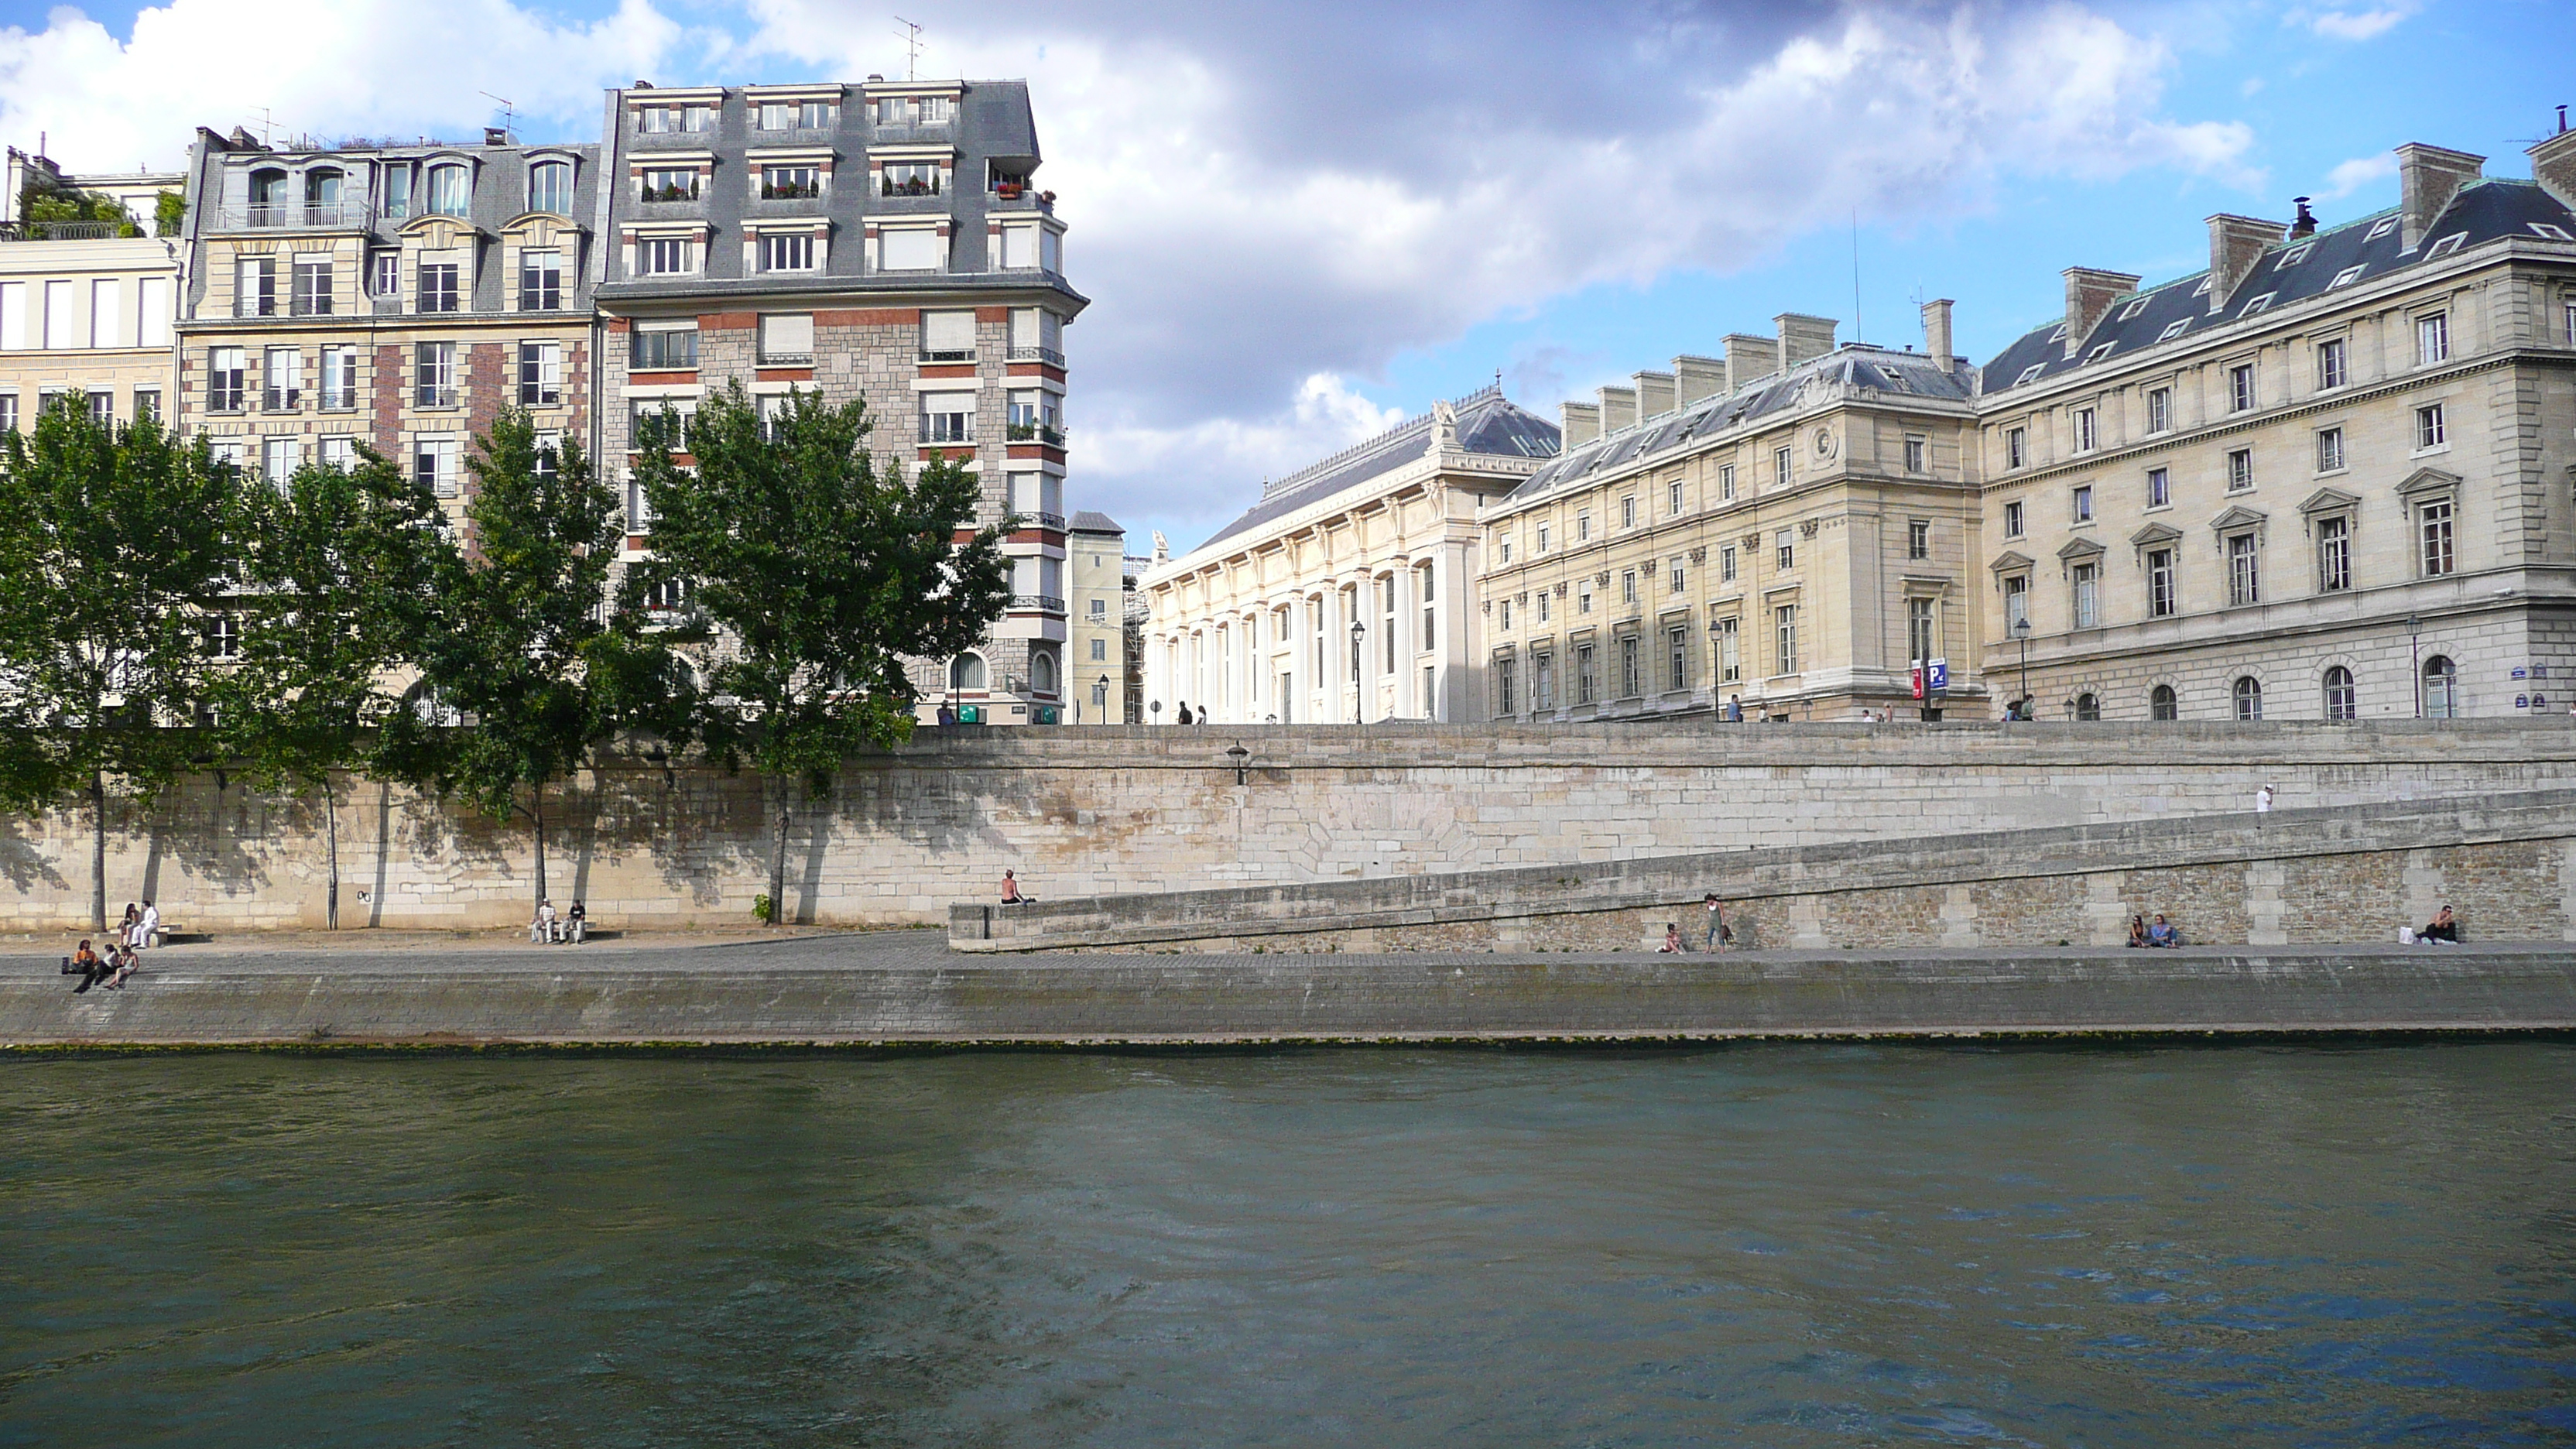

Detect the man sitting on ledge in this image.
[1001,869,1035,906]
[2417,905,2461,944]
[2146,914,2181,947]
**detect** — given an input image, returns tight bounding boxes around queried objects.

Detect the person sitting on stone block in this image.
[2126,915,2150,948]
[1001,869,1035,906]
[2418,905,2461,944]
[1658,923,1684,953]
[2146,914,2180,947]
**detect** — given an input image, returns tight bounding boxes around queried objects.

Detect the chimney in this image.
[1596,384,1638,434]
[633,79,655,88]
[1673,355,1726,406]
[1920,298,1954,372]
[2060,268,2142,357]
[2396,142,2484,251]
[1631,370,1676,419]
[1560,400,1601,448]
[483,126,512,146]
[2529,125,2576,214]
[1776,313,1838,371]
[2204,214,2287,312]
[2289,196,2318,238]
[1722,332,1775,386]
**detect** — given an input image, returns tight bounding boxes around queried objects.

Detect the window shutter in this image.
[760,313,814,358]
[923,310,975,353]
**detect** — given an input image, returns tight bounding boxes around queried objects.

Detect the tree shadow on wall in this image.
[0,817,67,894]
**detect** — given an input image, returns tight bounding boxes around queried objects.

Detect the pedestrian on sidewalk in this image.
[2256,783,2275,814]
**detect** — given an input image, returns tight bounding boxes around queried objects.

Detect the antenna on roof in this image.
[247,107,276,147]
[479,91,518,139]
[893,15,923,80]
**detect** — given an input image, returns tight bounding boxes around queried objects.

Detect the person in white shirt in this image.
[531,899,559,944]
[135,900,160,949]
[2256,784,2275,814]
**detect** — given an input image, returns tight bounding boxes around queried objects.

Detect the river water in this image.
[4,1043,2571,1446]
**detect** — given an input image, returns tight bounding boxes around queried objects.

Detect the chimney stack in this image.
[2289,197,2318,238]
[1673,355,1726,406]
[1560,400,1601,448]
[2529,125,2576,215]
[1920,298,1954,372]
[2204,214,2287,312]
[2396,142,2484,251]
[1631,370,1676,420]
[1596,383,1638,434]
[1776,313,1838,372]
[1722,332,1775,387]
[2060,268,2143,357]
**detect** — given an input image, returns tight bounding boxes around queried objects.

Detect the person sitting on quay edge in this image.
[2418,905,2461,944]
[2146,914,2180,947]
[530,899,559,944]
[1001,869,1035,906]
[2126,914,2150,949]
[117,902,141,951]
[1658,923,1685,954]
[103,940,139,990]
[63,939,104,993]
[565,900,587,944]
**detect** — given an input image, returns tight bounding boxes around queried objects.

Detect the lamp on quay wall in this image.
[1350,618,1366,725]
[1225,739,1251,786]
[2408,613,2423,719]
[2012,615,2033,720]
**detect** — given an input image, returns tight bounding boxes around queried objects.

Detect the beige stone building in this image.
[1482,312,1987,722]
[0,232,178,436]
[1067,510,1127,723]
[1138,384,1559,724]
[1974,135,2576,721]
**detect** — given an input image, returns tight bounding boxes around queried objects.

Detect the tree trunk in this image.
[531,783,549,912]
[89,769,106,934]
[769,775,790,928]
[322,773,341,931]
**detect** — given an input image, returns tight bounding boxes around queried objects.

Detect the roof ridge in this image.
[1255,381,1512,500]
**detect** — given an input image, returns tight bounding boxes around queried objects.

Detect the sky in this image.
[2,0,2569,556]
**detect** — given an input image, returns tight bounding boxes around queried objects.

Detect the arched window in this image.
[2234,676,2263,721]
[2324,666,2357,722]
[948,653,987,691]
[248,168,288,223]
[1030,649,1057,696]
[2423,655,2456,719]
[2074,692,2100,721]
[426,163,470,218]
[2150,684,2178,721]
[304,168,343,211]
[528,159,573,215]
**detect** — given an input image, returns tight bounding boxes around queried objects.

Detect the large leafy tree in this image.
[384,410,693,914]
[0,396,237,931]
[624,382,1009,924]
[214,446,456,929]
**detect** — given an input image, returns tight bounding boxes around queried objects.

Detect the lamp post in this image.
[1707,614,1722,722]
[2012,615,2033,721]
[1350,618,1366,724]
[2407,613,2423,719]
[1098,674,1111,728]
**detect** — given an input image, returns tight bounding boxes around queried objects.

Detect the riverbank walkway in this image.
[4,930,2571,1046]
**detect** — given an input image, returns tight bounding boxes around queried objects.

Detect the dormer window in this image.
[2239,291,2276,317]
[636,103,711,134]
[753,101,830,130]
[425,163,469,218]
[380,164,412,220]
[2530,222,2574,242]
[2015,363,2044,385]
[248,169,288,225]
[2278,242,2313,267]
[2119,297,2150,321]
[2366,216,2398,241]
[875,95,951,126]
[304,169,344,223]
[2158,318,2191,341]
[2087,341,2115,363]
[528,160,572,215]
[2328,264,2364,289]
[2425,233,2465,259]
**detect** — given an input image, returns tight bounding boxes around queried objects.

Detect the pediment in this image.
[2128,522,2184,549]
[2208,505,2269,533]
[2297,486,2361,516]
[500,213,587,241]
[2056,536,2106,560]
[2396,466,2462,498]
[1988,550,2033,574]
[398,214,483,246]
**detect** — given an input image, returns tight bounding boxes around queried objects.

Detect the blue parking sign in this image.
[1927,659,1950,691]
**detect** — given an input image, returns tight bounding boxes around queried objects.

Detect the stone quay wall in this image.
[5,719,2576,934]
[951,791,2576,954]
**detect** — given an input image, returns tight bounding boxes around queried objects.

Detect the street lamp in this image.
[2012,615,2033,721]
[1098,673,1112,727]
[1349,618,1366,724]
[2407,613,2423,719]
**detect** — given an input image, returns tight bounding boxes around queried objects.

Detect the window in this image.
[1576,510,1591,541]
[417,259,460,313]
[2239,292,2276,317]
[2317,516,2350,591]
[2324,666,2356,722]
[2279,242,2313,268]
[2233,676,2263,721]
[1419,564,1436,642]
[2158,318,2191,341]
[637,237,689,275]
[2147,467,2170,509]
[2146,387,2171,433]
[1904,433,1926,473]
[2071,485,2093,523]
[262,346,301,410]
[877,95,951,125]
[2416,312,2449,365]
[2228,448,2254,492]
[2002,574,2028,632]
[2317,338,2346,390]
[518,341,561,406]
[1621,495,1636,529]
[759,232,817,272]
[2006,426,2026,469]
[139,276,169,348]
[2366,216,2396,241]
[762,164,822,200]
[949,653,986,690]
[632,326,698,370]
[2088,341,2116,364]
[1575,643,1595,704]
[1719,543,1736,583]
[2415,403,2446,450]
[1496,658,1516,715]
[2074,692,2100,721]
[2151,683,2178,721]
[2016,364,2045,386]
[2071,562,2099,629]
[1667,625,1687,692]
[381,165,412,220]
[85,390,111,424]
[2228,363,2256,413]
[1775,529,1794,570]
[1908,519,1930,560]
[1536,522,1550,554]
[1619,635,1640,697]
[798,100,832,128]
[371,252,400,297]
[235,256,277,317]
[262,436,297,486]
[759,313,814,363]
[920,391,975,444]
[2329,265,2365,290]
[519,249,563,310]
[2073,408,2097,453]
[1714,615,1741,683]
[318,435,354,470]
[132,388,159,423]
[2531,222,2574,242]
[2317,427,2345,473]
[2419,498,2454,577]
[533,432,560,481]
[880,163,944,197]
[920,310,975,361]
[1499,599,1512,629]
[1537,591,1548,623]
[2227,532,2260,606]
[425,164,469,218]
[1534,652,1555,711]
[1669,557,1686,594]
[2423,655,2456,719]
[204,615,241,659]
[756,102,794,130]
[1773,605,1798,676]
[1718,464,1735,501]
[291,256,331,317]
[414,341,456,407]
[207,347,246,412]
[1577,584,1592,615]
[1907,597,1935,665]
[2147,548,2176,618]
[1669,478,1684,515]
[413,434,460,496]
[1621,570,1638,605]
[528,160,571,215]
[1773,446,1792,488]
[2002,499,2025,538]
[639,167,700,203]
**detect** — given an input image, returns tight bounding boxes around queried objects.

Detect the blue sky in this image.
[2,0,2567,555]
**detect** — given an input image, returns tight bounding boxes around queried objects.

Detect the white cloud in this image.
[1081,375,1405,526]
[2320,152,2397,199]
[2300,4,2419,41]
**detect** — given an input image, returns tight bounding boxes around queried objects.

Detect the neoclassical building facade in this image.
[1139,384,1558,724]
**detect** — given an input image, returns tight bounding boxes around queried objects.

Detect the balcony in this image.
[1,219,136,241]
[638,183,702,204]
[916,348,976,364]
[1007,345,1067,367]
[1009,594,1067,614]
[988,187,1053,215]
[217,200,373,230]
[759,180,824,200]
[1013,511,1067,532]
[1006,423,1067,447]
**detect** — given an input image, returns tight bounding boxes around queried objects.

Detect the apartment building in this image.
[1066,511,1128,723]
[1484,313,1985,722]
[1139,384,1559,724]
[591,77,1084,727]
[1975,133,2576,721]
[0,149,182,434]
[174,126,601,513]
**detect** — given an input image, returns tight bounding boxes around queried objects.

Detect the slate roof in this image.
[1502,345,1975,506]
[1068,509,1123,533]
[1983,179,2576,396]
[1187,384,1560,556]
